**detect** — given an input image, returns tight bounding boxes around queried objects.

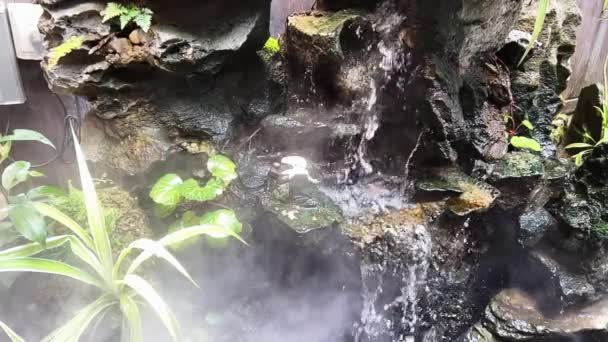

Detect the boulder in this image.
[484,289,608,340]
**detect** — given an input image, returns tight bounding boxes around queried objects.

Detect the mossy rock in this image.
[51,185,152,253]
[490,152,544,180]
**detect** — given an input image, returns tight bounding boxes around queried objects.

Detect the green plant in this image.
[504,113,542,152]
[103,2,154,32]
[263,37,280,55]
[48,36,85,69]
[0,320,24,342]
[0,127,245,341]
[565,57,608,166]
[150,154,237,217]
[518,0,548,66]
[0,130,60,245]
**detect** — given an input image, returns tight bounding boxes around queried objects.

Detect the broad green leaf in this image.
[510,136,542,152]
[33,202,95,250]
[180,178,223,202]
[102,2,124,22]
[0,129,55,149]
[0,141,11,164]
[0,257,103,288]
[150,174,183,206]
[27,185,66,200]
[200,209,242,235]
[521,119,534,130]
[160,224,247,247]
[120,295,142,342]
[207,154,237,184]
[122,274,181,342]
[42,294,116,342]
[8,203,47,245]
[518,0,548,66]
[72,127,113,280]
[565,142,594,149]
[2,161,31,191]
[0,320,25,342]
[124,239,198,287]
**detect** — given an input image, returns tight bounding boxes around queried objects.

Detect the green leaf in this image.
[8,203,47,245]
[150,174,183,206]
[27,185,66,200]
[521,119,534,130]
[122,274,181,342]
[0,257,103,288]
[565,142,594,149]
[573,150,592,167]
[32,202,95,250]
[28,170,45,178]
[133,8,153,32]
[2,161,31,191]
[518,0,548,66]
[48,36,85,69]
[0,129,55,149]
[123,239,198,287]
[207,154,237,184]
[179,178,222,202]
[102,2,125,22]
[263,37,280,55]
[510,136,542,152]
[71,127,114,280]
[0,320,25,342]
[120,9,138,29]
[42,294,116,342]
[200,209,242,235]
[120,295,143,342]
[160,223,247,247]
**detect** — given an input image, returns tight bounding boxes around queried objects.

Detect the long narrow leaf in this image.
[71,127,113,278]
[518,0,549,66]
[124,239,198,287]
[0,320,25,342]
[42,294,116,342]
[33,202,95,250]
[122,275,181,342]
[0,258,103,289]
[120,295,143,342]
[159,224,247,247]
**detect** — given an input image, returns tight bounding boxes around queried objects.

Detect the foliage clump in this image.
[103,2,154,32]
[263,37,280,55]
[504,113,542,152]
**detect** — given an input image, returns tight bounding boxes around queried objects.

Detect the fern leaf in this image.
[102,2,124,23]
[133,8,153,32]
[48,36,85,68]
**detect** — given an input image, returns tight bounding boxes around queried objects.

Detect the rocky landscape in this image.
[4,0,607,341]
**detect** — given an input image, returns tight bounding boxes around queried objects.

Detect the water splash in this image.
[354,224,432,342]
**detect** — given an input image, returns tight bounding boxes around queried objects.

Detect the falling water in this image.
[354,224,432,342]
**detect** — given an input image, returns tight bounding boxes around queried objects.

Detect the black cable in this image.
[5,93,81,167]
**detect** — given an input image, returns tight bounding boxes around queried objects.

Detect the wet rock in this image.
[285,11,368,68]
[501,0,581,156]
[347,208,433,341]
[528,250,595,306]
[416,168,499,216]
[459,323,499,342]
[490,152,545,181]
[484,288,608,340]
[518,208,556,247]
[565,84,604,145]
[558,144,608,237]
[236,155,272,190]
[316,0,379,11]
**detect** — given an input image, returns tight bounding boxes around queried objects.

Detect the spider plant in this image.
[518,0,549,66]
[565,56,608,166]
[0,127,245,341]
